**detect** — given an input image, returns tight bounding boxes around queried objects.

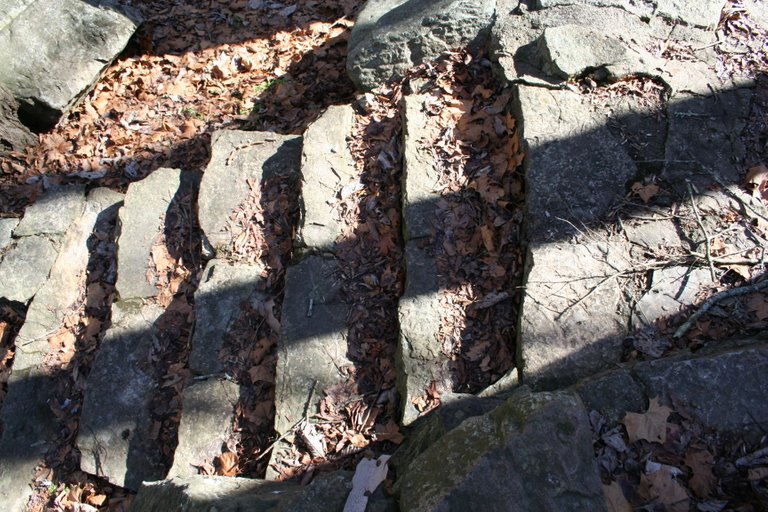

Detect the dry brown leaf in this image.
[216,451,238,477]
[603,481,632,512]
[685,448,716,498]
[374,421,404,445]
[631,182,660,203]
[622,397,672,444]
[745,164,768,197]
[641,463,689,512]
[747,294,768,320]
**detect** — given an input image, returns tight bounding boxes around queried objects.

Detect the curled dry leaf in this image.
[631,182,660,203]
[745,164,768,198]
[622,397,672,444]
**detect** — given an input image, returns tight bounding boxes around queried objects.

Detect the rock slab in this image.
[0,0,141,130]
[198,130,301,252]
[396,388,606,511]
[0,83,35,155]
[77,301,167,490]
[347,0,496,91]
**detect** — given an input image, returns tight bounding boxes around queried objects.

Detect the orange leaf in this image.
[631,182,659,203]
[216,451,238,477]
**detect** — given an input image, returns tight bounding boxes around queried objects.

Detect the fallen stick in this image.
[687,182,717,282]
[673,278,768,338]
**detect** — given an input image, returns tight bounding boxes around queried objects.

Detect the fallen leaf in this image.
[216,451,238,477]
[631,182,660,203]
[745,164,768,197]
[747,293,768,320]
[641,462,689,512]
[685,448,716,498]
[622,397,672,444]
[603,481,632,512]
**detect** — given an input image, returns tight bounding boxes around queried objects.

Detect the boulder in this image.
[77,301,167,490]
[13,184,86,237]
[198,130,301,253]
[395,388,606,511]
[0,84,35,155]
[632,266,711,328]
[347,0,495,91]
[531,0,725,28]
[0,0,141,130]
[0,235,58,303]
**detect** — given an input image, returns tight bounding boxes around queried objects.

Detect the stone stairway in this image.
[1,0,768,510]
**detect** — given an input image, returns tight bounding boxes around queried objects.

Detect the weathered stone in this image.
[402,94,441,241]
[0,367,59,512]
[519,241,632,390]
[13,188,122,370]
[77,301,166,490]
[296,105,356,250]
[0,235,58,303]
[531,0,724,27]
[270,255,350,477]
[168,379,240,478]
[131,472,359,512]
[623,219,683,250]
[632,266,711,328]
[634,342,768,444]
[0,84,35,155]
[396,388,606,511]
[0,0,141,130]
[0,217,18,251]
[398,242,448,426]
[198,130,301,252]
[115,168,184,300]
[347,0,495,91]
[188,259,265,375]
[663,90,751,198]
[573,368,646,424]
[477,367,519,399]
[512,85,636,242]
[14,185,85,237]
[391,393,502,474]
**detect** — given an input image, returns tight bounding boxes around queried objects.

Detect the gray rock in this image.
[13,187,122,370]
[115,168,184,300]
[573,368,646,424]
[347,0,495,91]
[396,388,606,511]
[477,367,519,399]
[398,242,449,425]
[531,0,724,27]
[635,342,768,444]
[632,266,711,328]
[0,84,36,155]
[297,105,356,251]
[168,379,240,478]
[402,94,441,241]
[623,219,683,250]
[539,25,637,80]
[269,255,350,477]
[198,130,301,253]
[0,235,58,303]
[518,241,632,390]
[14,184,85,237]
[391,393,502,474]
[0,217,18,251]
[511,85,636,242]
[130,472,357,512]
[77,301,166,490]
[0,367,59,512]
[188,259,265,376]
[0,0,141,130]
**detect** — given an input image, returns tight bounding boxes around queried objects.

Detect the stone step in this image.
[0,0,141,130]
[268,104,357,478]
[0,186,123,510]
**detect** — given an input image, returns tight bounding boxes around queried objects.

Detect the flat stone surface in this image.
[519,241,632,390]
[168,379,240,478]
[635,342,768,444]
[115,167,184,300]
[0,0,141,130]
[131,472,359,512]
[0,217,17,251]
[632,266,711,328]
[77,301,166,490]
[14,188,122,370]
[573,368,646,425]
[623,219,683,250]
[398,242,448,425]
[531,0,724,27]
[198,130,301,252]
[0,83,35,155]
[188,259,265,375]
[347,0,495,91]
[512,85,637,242]
[297,105,356,250]
[396,388,606,511]
[402,94,441,241]
[270,255,350,477]
[14,185,85,237]
[539,25,636,80]
[0,235,58,303]
[0,367,59,512]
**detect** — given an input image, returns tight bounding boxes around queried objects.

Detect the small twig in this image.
[687,182,717,282]
[673,278,768,338]
[736,446,768,468]
[556,272,620,321]
[254,380,318,462]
